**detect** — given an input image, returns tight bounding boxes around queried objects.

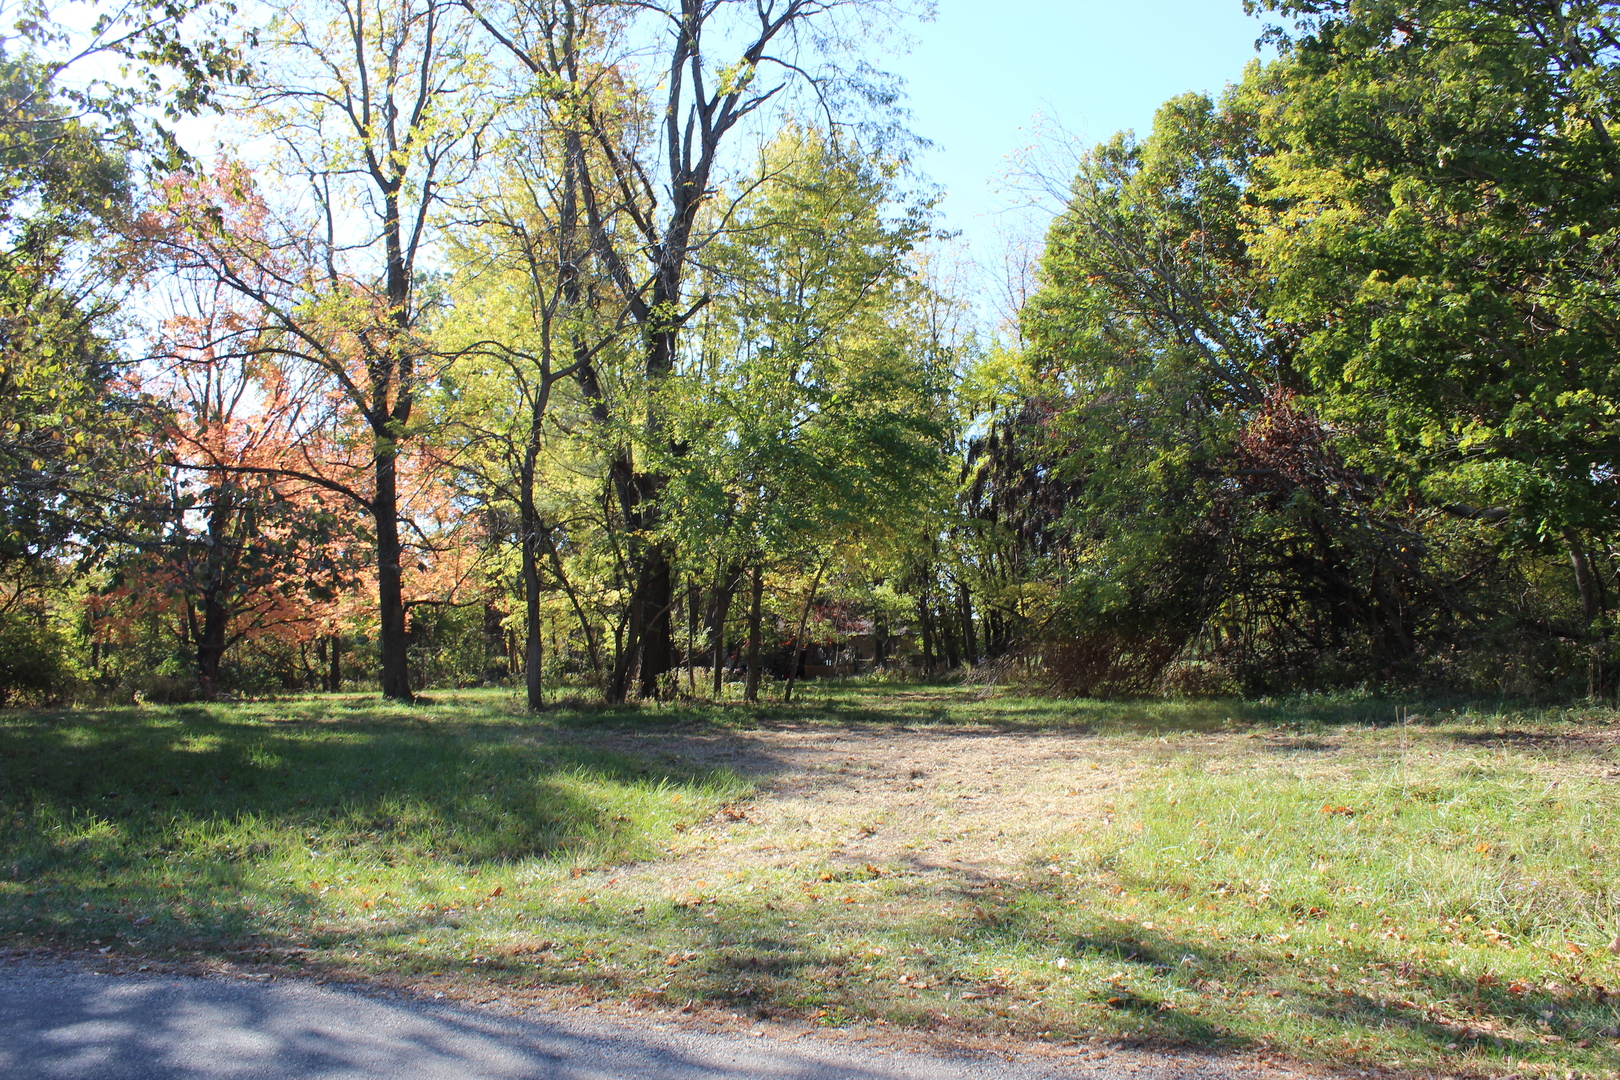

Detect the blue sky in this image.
[885,0,1271,259]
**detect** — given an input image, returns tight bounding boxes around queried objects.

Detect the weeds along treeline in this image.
[4,0,1619,705]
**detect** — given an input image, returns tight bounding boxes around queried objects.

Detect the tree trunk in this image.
[918,597,935,675]
[687,579,700,692]
[483,601,506,680]
[782,559,829,704]
[1567,528,1601,625]
[631,326,678,702]
[194,487,234,696]
[1565,528,1604,698]
[984,610,1006,658]
[938,605,961,670]
[196,587,229,696]
[958,580,978,667]
[710,561,742,699]
[606,575,643,704]
[374,450,412,702]
[519,464,548,710]
[744,564,764,703]
[525,620,544,709]
[637,544,675,699]
[328,634,342,692]
[711,589,727,699]
[522,548,545,711]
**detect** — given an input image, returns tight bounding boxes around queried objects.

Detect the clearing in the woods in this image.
[3,684,1617,1079]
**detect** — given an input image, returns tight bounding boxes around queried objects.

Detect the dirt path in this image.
[499,716,1382,1079]
[589,721,1157,877]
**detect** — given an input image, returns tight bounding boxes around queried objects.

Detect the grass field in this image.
[3,684,1619,1078]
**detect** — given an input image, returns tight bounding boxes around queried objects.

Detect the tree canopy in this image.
[10,0,1620,706]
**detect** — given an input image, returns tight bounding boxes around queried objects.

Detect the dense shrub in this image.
[0,612,72,705]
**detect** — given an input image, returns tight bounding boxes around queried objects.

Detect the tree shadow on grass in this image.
[624,691,1416,737]
[46,683,1600,739]
[298,883,1615,1073]
[1042,921,1618,1071]
[0,707,762,950]
[702,887,1616,1070]
[1442,728,1620,755]
[747,684,1618,737]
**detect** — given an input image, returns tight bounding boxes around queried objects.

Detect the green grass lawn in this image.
[3,684,1618,1079]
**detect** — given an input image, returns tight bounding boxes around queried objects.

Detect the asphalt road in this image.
[0,958,1316,1080]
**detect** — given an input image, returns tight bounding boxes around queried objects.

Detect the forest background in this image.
[5,0,1620,708]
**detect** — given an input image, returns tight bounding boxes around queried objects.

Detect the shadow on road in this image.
[0,963,957,1080]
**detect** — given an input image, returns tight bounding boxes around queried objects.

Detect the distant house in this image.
[780,603,918,678]
[693,602,920,680]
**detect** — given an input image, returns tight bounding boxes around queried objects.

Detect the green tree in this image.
[0,52,132,570]
[1016,92,1296,689]
[666,127,952,700]
[1248,0,1620,686]
[436,130,620,708]
[147,0,494,701]
[0,1,251,693]
[461,0,925,700]
[1015,85,1483,691]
